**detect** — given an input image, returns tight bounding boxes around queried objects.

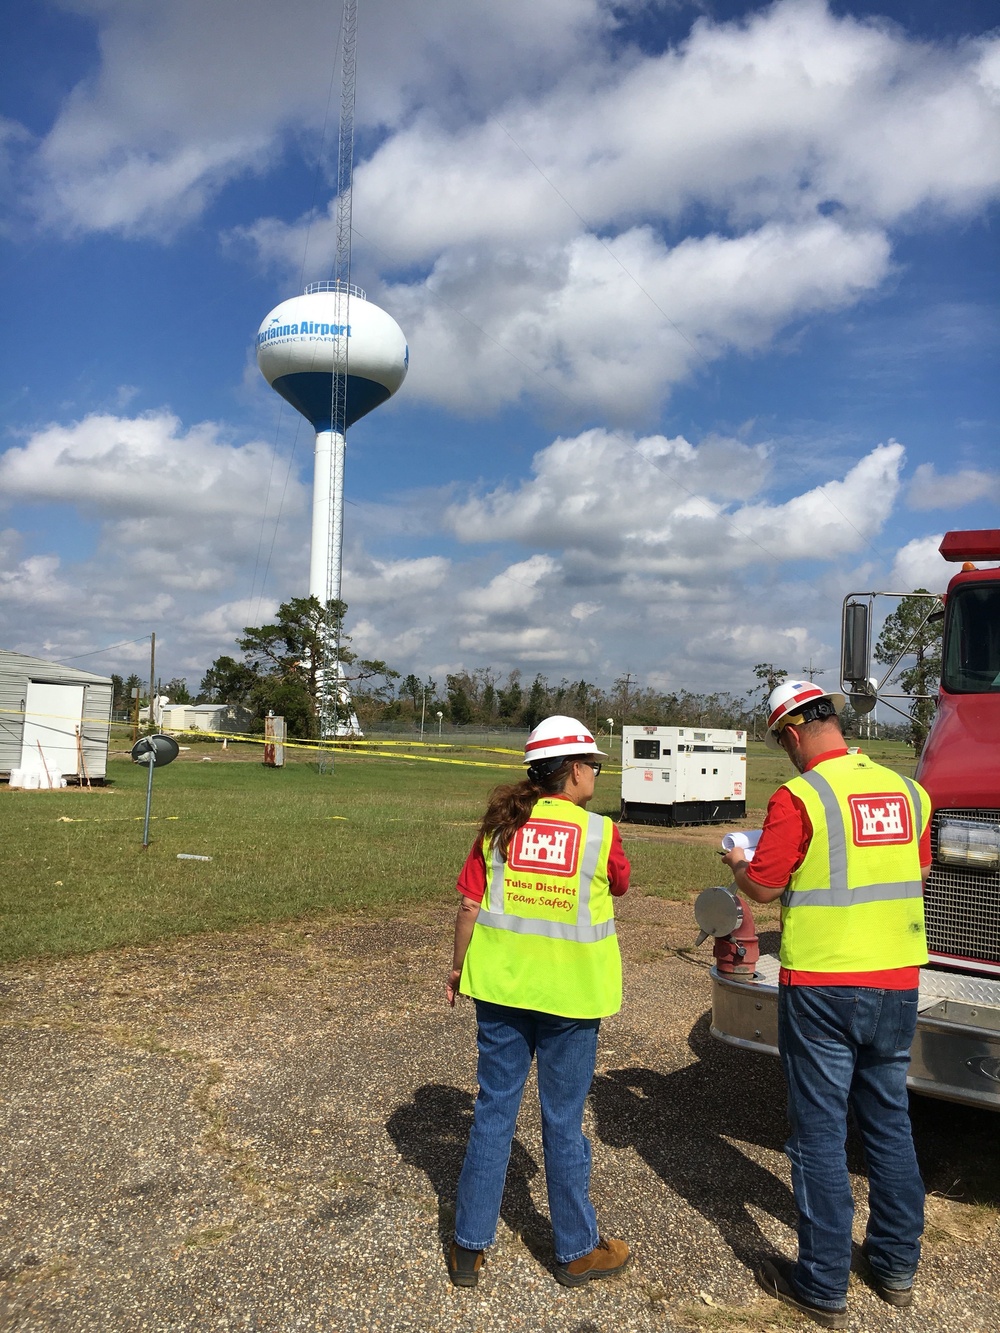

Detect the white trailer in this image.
[620,725,747,826]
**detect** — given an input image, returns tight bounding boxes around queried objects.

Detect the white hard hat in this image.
[765,680,846,749]
[523,715,607,767]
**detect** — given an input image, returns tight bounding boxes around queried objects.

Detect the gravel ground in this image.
[1,891,998,1333]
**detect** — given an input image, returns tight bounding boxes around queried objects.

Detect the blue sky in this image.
[1,0,997,695]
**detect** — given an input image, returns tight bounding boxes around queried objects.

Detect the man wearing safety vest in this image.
[722,681,931,1330]
[445,716,631,1289]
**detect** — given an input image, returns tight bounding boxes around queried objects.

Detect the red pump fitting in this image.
[713,895,760,977]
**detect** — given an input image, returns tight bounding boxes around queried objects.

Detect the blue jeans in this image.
[778,985,924,1310]
[454,1000,601,1264]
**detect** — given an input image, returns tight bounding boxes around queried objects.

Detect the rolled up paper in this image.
[721,829,763,861]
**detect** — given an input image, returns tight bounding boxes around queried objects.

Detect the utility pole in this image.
[801,660,828,681]
[148,632,156,731]
[620,672,633,721]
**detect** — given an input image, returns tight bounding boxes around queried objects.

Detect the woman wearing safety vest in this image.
[445,715,631,1289]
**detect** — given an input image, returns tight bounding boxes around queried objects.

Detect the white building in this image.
[0,649,113,784]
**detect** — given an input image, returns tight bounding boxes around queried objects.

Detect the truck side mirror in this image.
[842,600,870,686]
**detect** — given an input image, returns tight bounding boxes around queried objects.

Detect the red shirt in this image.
[457,795,630,904]
[746,747,930,989]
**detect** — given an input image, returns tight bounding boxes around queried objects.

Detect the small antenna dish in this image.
[131,734,179,767]
[849,678,879,716]
[131,734,179,847]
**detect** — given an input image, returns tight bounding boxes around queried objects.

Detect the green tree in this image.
[446,674,474,725]
[401,674,422,711]
[497,670,522,722]
[749,663,789,738]
[163,676,192,703]
[874,590,943,754]
[198,655,257,706]
[237,596,346,717]
[198,596,399,737]
[523,674,548,731]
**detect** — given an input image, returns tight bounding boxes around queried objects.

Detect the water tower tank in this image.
[255,281,408,607]
[256,282,408,430]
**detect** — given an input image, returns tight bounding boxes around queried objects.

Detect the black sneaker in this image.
[447,1242,484,1288]
[757,1256,848,1329]
[860,1243,914,1307]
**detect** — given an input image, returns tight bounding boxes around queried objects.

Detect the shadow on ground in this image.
[385,1082,556,1267]
[590,1012,796,1268]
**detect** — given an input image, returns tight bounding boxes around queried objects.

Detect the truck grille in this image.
[925,809,1000,967]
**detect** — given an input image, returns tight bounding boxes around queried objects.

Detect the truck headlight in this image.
[937,819,1000,871]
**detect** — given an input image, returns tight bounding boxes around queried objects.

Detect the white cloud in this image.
[383,220,891,418]
[458,555,559,613]
[889,534,952,593]
[343,554,451,606]
[736,441,904,561]
[907,462,999,510]
[30,0,610,236]
[0,411,306,521]
[446,429,900,573]
[0,412,313,674]
[0,414,917,695]
[24,2,1000,254]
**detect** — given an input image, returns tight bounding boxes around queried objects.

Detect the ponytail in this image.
[478,757,576,861]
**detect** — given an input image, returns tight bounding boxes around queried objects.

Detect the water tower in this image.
[256,281,408,603]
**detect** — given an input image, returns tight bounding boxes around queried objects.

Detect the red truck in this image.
[699,530,1000,1109]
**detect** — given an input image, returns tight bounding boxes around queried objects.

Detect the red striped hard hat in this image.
[523,715,607,765]
[765,680,846,749]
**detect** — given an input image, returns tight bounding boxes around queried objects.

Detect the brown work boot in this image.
[555,1236,631,1287]
[447,1242,484,1288]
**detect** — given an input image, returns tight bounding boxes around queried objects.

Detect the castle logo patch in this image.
[848,793,913,846]
[509,820,581,877]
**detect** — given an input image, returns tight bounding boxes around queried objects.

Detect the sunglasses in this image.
[580,760,602,775]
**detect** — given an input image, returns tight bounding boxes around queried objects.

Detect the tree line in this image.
[111,591,942,747]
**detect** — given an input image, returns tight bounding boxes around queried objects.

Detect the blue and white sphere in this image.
[256,284,408,431]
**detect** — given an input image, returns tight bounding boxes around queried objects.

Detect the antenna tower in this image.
[321,0,358,739]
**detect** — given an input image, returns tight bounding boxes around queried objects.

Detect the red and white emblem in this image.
[848,793,913,846]
[509,820,581,877]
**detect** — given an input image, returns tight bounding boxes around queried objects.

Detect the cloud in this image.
[735,441,904,561]
[0,412,312,671]
[446,429,901,573]
[889,534,954,592]
[24,2,1000,250]
[342,554,451,606]
[29,0,610,236]
[458,555,559,614]
[0,412,909,695]
[0,410,306,526]
[382,220,891,418]
[907,462,999,510]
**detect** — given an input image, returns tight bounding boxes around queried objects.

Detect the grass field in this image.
[0,735,920,964]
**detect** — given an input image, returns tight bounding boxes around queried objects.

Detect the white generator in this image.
[620,725,747,826]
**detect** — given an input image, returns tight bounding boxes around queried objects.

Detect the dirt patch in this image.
[0,895,997,1332]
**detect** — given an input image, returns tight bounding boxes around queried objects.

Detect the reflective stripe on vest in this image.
[778,755,930,973]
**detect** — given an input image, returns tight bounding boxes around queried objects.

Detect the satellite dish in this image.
[131,734,179,848]
[694,886,742,941]
[131,734,179,767]
[849,677,879,716]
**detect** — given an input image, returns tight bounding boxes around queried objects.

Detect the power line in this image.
[54,634,152,664]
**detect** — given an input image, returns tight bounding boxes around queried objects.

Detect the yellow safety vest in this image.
[780,754,930,973]
[460,796,622,1018]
